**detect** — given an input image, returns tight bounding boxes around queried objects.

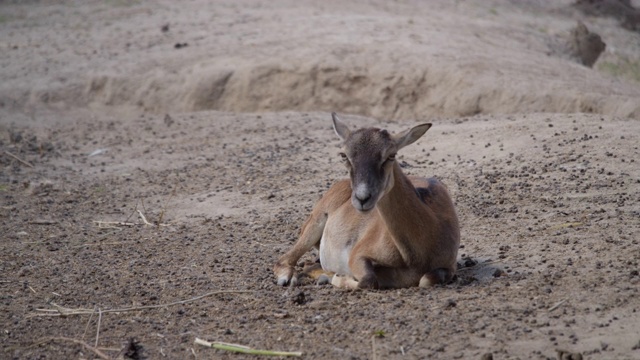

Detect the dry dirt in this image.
[1,1,640,359]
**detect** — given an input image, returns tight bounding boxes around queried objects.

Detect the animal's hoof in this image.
[274,263,296,286]
[276,275,298,287]
[277,277,289,286]
[317,274,331,285]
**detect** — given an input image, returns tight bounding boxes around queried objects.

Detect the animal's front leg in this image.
[273,211,327,286]
[349,255,379,289]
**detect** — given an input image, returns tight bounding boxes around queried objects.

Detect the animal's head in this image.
[331,112,431,212]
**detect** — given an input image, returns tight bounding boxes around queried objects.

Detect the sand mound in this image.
[3,0,640,120]
[41,55,640,120]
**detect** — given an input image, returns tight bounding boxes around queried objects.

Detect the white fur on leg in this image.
[419,274,434,288]
[331,274,359,289]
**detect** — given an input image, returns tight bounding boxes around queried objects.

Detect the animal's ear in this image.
[393,123,432,150]
[332,112,350,141]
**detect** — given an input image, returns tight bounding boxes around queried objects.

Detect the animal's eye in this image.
[339,152,348,161]
[386,154,396,162]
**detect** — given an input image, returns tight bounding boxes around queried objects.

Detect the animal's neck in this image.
[375,162,434,265]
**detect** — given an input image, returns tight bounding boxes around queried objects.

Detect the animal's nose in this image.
[354,183,372,208]
[355,192,371,205]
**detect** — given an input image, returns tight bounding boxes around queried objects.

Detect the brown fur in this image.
[274,113,460,289]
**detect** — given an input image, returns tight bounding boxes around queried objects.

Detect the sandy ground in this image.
[1,1,640,359]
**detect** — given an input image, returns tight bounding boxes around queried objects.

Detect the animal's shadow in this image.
[293,256,506,288]
[454,256,506,287]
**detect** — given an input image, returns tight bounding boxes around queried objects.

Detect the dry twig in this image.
[30,219,58,225]
[81,306,96,341]
[137,210,154,226]
[371,334,377,360]
[73,241,134,248]
[94,220,136,228]
[123,202,139,224]
[93,220,170,229]
[95,308,102,347]
[39,337,110,360]
[548,299,567,312]
[3,150,34,168]
[32,290,253,317]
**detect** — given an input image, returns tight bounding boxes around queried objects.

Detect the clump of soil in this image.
[568,21,606,67]
[547,21,606,67]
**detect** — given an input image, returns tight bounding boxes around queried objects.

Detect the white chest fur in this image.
[318,221,353,276]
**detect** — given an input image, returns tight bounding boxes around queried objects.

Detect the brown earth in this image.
[1,1,640,359]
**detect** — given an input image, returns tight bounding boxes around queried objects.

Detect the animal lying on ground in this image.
[274,113,460,289]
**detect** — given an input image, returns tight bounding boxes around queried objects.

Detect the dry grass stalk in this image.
[3,150,34,168]
[39,337,110,360]
[32,290,254,317]
[157,183,177,225]
[194,338,303,357]
[548,299,568,312]
[29,219,58,225]
[95,308,102,347]
[137,210,154,226]
[81,306,97,341]
[94,220,136,228]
